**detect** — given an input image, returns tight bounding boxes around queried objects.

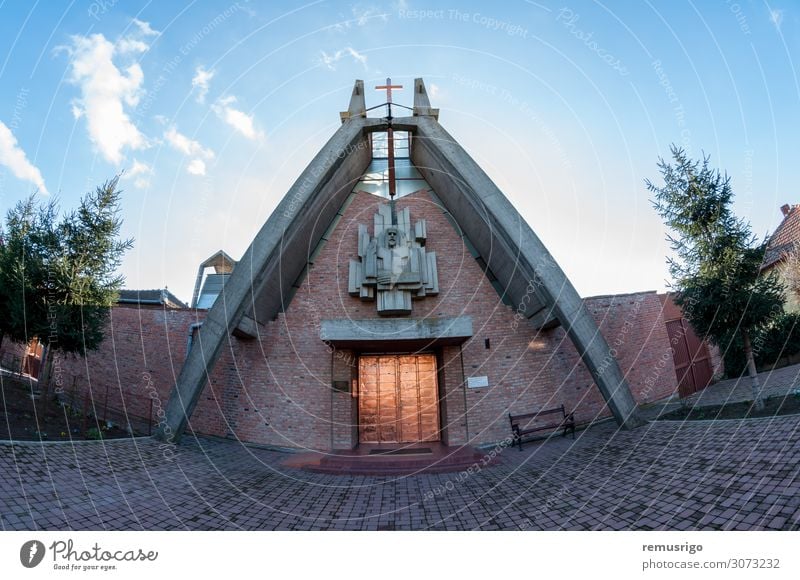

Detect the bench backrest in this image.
[509,404,566,425]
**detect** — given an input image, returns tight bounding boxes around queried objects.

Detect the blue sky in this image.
[0,0,798,303]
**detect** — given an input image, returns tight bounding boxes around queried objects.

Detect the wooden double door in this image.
[666,318,714,398]
[358,354,440,444]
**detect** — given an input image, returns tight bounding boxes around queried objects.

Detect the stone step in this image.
[297,447,499,476]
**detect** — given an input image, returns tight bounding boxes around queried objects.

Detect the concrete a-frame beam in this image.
[340,79,366,122]
[155,105,372,443]
[405,88,645,428]
[413,78,439,119]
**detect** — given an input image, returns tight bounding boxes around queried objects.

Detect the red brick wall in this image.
[228,191,680,447]
[593,291,679,404]
[253,190,574,447]
[51,306,215,434]
[494,291,679,431]
[44,190,684,449]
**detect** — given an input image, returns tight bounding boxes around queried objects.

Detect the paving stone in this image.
[1,414,798,530]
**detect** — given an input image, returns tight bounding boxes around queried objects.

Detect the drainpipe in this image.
[186,322,203,355]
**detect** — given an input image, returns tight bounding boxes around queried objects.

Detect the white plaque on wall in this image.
[467,376,489,388]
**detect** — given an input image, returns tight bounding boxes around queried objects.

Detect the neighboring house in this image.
[118,288,188,309]
[762,203,800,311]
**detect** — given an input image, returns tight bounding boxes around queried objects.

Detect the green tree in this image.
[647,146,784,409]
[0,177,133,362]
[0,196,58,350]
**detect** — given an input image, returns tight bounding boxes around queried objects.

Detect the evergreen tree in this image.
[647,146,784,409]
[0,196,58,351]
[0,178,133,360]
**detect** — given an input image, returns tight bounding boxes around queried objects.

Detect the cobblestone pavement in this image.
[2,414,798,531]
[638,363,800,421]
[687,363,800,407]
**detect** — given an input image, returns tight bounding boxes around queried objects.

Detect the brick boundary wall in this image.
[2,193,702,449]
[10,306,219,436]
[1,291,680,447]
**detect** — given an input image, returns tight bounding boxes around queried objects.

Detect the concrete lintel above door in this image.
[320,316,473,349]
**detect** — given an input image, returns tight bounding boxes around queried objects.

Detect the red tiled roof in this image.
[763,205,800,269]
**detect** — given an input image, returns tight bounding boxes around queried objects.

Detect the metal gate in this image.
[358,354,440,444]
[666,318,713,398]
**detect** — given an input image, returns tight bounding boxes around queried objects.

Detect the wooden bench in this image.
[508,404,575,450]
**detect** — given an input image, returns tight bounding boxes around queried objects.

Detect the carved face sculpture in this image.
[386,227,398,248]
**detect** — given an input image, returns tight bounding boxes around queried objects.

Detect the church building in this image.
[154,78,652,452]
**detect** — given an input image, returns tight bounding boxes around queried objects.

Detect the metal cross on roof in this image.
[375,78,404,221]
[375,77,403,104]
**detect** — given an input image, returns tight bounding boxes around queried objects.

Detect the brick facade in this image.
[5,190,695,449]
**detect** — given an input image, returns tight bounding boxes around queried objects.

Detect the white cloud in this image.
[333,5,389,31]
[164,126,214,159]
[127,159,151,176]
[132,18,159,37]
[211,96,264,141]
[429,83,441,99]
[347,47,368,67]
[770,9,784,28]
[192,66,215,103]
[164,126,215,175]
[116,38,149,54]
[352,5,388,26]
[117,19,159,54]
[319,47,368,71]
[123,158,152,189]
[0,121,49,195]
[61,22,157,164]
[186,159,207,176]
